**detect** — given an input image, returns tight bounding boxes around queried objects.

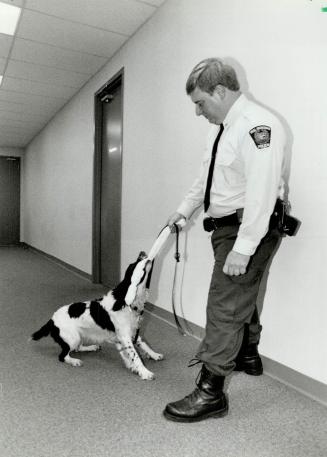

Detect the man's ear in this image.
[214,85,226,99]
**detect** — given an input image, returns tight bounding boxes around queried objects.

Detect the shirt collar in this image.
[223,93,248,128]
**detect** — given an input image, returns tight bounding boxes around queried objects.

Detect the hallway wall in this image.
[22,0,327,384]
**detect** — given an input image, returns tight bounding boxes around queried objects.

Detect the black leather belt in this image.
[203,201,281,233]
[203,213,240,232]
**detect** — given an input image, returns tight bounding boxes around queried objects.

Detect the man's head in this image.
[186,58,240,125]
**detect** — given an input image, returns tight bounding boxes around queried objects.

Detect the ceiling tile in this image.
[0,98,63,120]
[0,124,36,136]
[0,89,67,109]
[0,133,32,147]
[136,0,165,6]
[0,116,43,128]
[0,108,51,123]
[2,76,78,99]
[11,38,107,74]
[0,33,14,58]
[6,59,90,88]
[0,0,24,7]
[26,0,156,36]
[17,9,126,57]
[0,119,42,137]
[0,117,47,133]
[0,57,6,73]
[0,99,23,112]
[0,118,34,128]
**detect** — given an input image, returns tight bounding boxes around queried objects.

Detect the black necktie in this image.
[204,124,224,212]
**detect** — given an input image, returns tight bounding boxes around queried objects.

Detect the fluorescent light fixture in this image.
[0,75,3,87]
[0,2,21,36]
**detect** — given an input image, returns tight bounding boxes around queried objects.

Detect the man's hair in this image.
[186,58,240,95]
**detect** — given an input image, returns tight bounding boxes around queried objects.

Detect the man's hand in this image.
[223,250,250,276]
[167,212,186,232]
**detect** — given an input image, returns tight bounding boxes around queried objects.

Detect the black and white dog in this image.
[31,250,164,380]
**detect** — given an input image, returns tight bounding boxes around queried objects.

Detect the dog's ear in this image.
[112,255,150,307]
[112,261,137,305]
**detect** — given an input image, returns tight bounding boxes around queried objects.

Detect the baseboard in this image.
[145,302,327,407]
[261,357,327,407]
[22,243,92,282]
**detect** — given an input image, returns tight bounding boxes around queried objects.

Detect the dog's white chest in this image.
[109,306,140,340]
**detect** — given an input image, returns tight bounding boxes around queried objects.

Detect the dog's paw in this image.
[69,358,83,367]
[140,369,155,380]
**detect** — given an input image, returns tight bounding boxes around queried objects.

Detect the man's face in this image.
[190,86,225,125]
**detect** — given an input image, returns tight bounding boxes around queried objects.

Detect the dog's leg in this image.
[57,329,83,367]
[57,338,83,366]
[135,335,164,361]
[77,344,101,352]
[115,338,155,380]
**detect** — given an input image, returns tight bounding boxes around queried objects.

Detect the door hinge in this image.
[100,94,114,103]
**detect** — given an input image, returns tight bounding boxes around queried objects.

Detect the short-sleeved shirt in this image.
[177,94,286,256]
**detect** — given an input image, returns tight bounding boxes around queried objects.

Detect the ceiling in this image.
[0,0,165,149]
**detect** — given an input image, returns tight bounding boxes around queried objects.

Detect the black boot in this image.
[234,343,263,376]
[163,365,228,422]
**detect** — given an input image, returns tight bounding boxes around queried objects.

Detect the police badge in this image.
[249,125,271,149]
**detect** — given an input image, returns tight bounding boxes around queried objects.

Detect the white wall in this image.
[22,0,327,384]
[22,95,95,271]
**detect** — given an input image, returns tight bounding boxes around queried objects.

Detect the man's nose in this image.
[195,105,202,116]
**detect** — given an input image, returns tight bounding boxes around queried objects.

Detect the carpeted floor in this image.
[0,247,326,457]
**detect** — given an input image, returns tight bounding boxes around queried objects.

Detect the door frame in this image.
[0,155,21,246]
[92,68,124,283]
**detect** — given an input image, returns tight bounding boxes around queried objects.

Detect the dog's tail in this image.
[31,319,54,341]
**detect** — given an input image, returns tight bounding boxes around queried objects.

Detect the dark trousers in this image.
[195,225,281,377]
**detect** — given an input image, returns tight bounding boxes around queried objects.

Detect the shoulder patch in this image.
[249,125,271,149]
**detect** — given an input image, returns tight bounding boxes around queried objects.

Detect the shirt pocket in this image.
[215,154,244,187]
[216,153,234,167]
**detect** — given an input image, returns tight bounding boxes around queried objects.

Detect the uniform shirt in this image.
[177,94,286,256]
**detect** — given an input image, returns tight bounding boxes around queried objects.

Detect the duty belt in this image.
[203,213,240,232]
[203,201,281,233]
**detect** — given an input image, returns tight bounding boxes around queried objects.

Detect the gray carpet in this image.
[0,247,326,457]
